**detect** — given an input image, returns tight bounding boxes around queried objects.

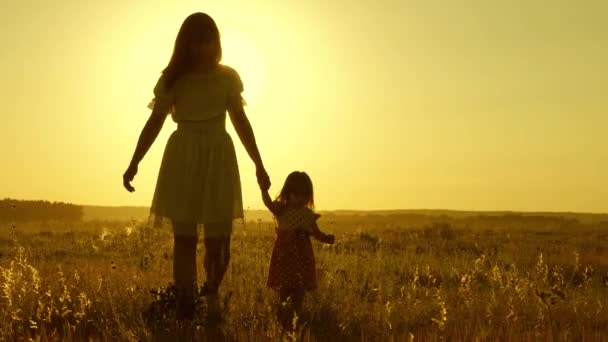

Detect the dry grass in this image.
[0,217,607,341]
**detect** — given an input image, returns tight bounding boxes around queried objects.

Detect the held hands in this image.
[256,166,271,191]
[122,163,138,192]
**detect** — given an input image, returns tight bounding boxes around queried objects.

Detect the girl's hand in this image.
[123,164,138,192]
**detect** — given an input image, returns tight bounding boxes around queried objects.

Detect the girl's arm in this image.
[227,96,270,190]
[261,189,277,215]
[310,223,335,244]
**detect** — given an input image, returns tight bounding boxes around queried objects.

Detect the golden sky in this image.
[1,0,606,212]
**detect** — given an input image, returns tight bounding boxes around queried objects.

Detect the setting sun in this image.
[220,30,267,105]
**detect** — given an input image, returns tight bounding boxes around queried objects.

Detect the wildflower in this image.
[100,228,110,241]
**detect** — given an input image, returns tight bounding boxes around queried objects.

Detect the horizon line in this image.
[82,203,607,216]
[3,197,605,216]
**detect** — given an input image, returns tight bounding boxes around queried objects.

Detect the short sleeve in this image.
[147,74,175,114]
[269,201,285,216]
[226,67,246,106]
[297,208,318,233]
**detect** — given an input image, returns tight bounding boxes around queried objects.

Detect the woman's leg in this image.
[204,223,232,321]
[202,223,231,319]
[172,221,198,319]
[203,222,232,291]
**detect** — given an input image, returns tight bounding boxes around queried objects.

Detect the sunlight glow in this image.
[220,30,267,105]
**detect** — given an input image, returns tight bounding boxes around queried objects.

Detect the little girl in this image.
[261,171,335,329]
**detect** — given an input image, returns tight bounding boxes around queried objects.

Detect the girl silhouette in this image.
[122,12,270,320]
[262,171,335,330]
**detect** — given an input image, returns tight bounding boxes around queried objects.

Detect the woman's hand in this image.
[123,163,138,192]
[256,166,271,191]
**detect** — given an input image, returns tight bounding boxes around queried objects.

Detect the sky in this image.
[1,0,606,212]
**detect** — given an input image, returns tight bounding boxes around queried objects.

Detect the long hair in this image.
[162,12,222,89]
[275,171,315,209]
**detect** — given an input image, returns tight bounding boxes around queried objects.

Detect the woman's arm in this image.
[227,96,270,189]
[130,110,168,166]
[123,109,168,191]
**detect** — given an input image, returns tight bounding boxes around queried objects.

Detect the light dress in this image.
[147,64,244,237]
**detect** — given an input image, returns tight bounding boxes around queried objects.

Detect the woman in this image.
[122,12,270,320]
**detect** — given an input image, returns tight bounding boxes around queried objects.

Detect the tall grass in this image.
[0,218,607,341]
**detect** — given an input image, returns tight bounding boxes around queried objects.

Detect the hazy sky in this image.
[1,0,606,212]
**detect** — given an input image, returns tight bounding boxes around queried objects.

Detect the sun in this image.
[220,30,267,104]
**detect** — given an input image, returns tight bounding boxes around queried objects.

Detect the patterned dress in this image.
[267,206,318,291]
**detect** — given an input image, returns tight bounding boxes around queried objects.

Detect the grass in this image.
[0,216,607,341]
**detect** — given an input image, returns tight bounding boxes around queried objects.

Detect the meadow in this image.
[1,213,607,341]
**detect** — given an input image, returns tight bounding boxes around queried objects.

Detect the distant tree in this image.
[0,198,83,223]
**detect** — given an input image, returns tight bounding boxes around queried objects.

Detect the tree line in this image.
[0,198,83,222]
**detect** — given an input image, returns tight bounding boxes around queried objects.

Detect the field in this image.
[1,214,607,341]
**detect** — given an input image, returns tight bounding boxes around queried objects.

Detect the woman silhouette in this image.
[122,12,270,320]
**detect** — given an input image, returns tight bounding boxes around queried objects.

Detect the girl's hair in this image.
[276,171,315,209]
[162,12,222,88]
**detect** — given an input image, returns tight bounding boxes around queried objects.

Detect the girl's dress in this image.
[267,206,319,291]
[147,65,245,237]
